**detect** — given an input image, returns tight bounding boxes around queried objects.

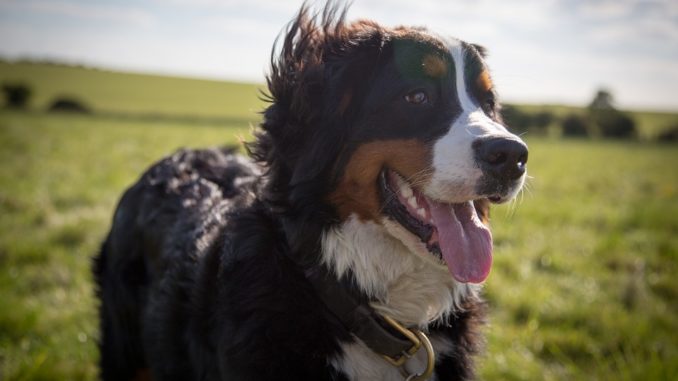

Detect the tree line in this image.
[503,89,644,140]
[2,82,677,142]
[2,82,90,113]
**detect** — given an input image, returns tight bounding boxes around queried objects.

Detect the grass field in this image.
[0,111,252,380]
[1,110,676,380]
[1,62,677,380]
[0,61,264,121]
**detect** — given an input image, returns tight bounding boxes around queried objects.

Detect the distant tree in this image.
[2,82,32,109]
[588,89,615,110]
[533,111,555,130]
[587,88,637,139]
[502,105,533,132]
[598,112,636,139]
[48,96,91,114]
[656,125,678,143]
[562,114,590,137]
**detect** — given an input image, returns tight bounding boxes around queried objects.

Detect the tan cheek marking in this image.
[329,140,433,221]
[473,198,491,226]
[477,70,493,93]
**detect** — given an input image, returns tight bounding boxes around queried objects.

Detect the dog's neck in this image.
[321,215,479,327]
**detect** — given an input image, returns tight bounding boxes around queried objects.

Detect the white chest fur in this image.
[321,216,480,379]
[321,216,479,326]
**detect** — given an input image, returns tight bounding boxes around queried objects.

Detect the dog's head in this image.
[250,5,527,286]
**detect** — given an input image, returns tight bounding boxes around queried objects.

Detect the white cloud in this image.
[350,0,557,31]
[577,0,634,19]
[1,0,155,27]
[153,0,297,14]
[201,15,280,39]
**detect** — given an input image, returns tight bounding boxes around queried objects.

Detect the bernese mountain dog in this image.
[94,3,528,381]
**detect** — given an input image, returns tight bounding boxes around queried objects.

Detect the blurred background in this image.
[0,0,676,380]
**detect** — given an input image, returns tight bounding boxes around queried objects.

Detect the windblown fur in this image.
[94,3,529,380]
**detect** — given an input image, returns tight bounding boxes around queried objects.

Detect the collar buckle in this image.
[380,315,435,381]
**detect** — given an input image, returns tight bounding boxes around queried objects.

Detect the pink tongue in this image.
[428,201,493,283]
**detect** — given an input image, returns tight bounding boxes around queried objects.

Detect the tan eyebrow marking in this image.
[422,54,447,78]
[477,70,493,92]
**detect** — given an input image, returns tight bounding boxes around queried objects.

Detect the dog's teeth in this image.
[408,196,418,209]
[417,208,426,218]
[400,184,413,198]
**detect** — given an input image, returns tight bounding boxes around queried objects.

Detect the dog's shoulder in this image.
[188,202,350,380]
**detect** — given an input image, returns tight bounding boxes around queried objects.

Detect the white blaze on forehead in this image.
[423,37,521,202]
[447,38,507,134]
[448,40,477,114]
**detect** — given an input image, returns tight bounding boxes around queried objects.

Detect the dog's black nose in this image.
[474,137,528,180]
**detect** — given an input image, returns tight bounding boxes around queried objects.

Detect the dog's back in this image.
[94,147,259,380]
[95,146,357,380]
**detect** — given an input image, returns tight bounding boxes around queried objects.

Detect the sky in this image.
[1,0,677,111]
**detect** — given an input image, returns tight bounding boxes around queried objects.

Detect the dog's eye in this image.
[404,90,428,105]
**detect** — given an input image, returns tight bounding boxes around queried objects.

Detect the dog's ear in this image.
[266,4,329,121]
[473,198,491,226]
[285,19,386,185]
[322,21,386,117]
[253,4,339,170]
[471,43,488,58]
